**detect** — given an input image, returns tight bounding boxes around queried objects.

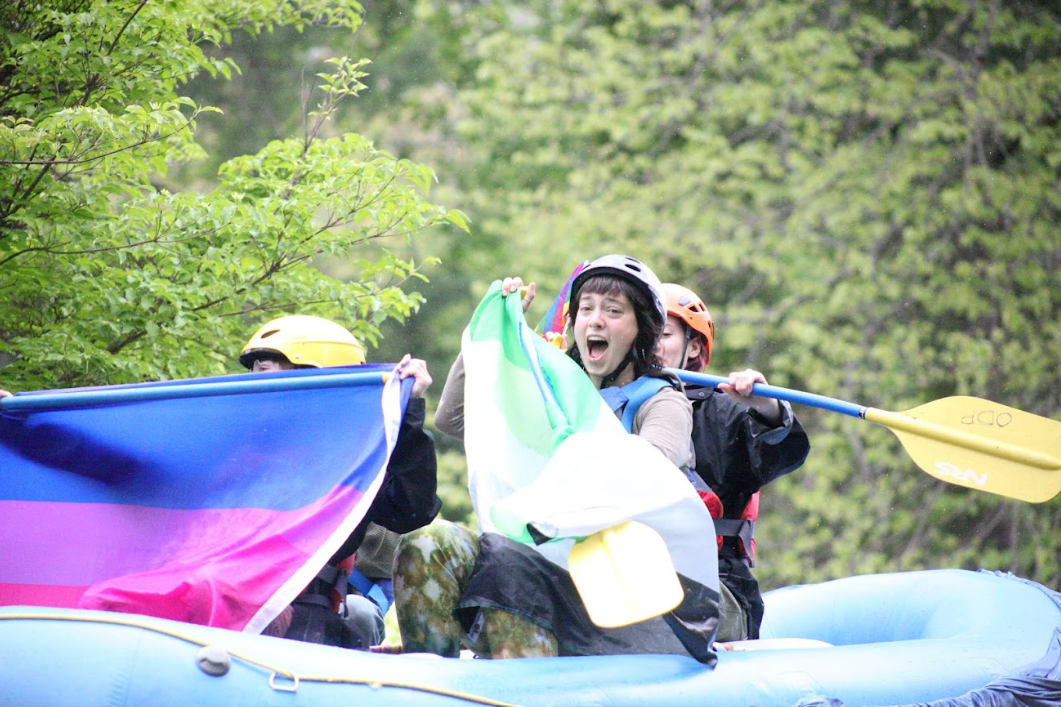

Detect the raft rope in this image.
[0,613,520,707]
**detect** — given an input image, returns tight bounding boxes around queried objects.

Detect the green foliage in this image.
[434,448,475,525]
[6,0,1058,593]
[372,0,1061,587]
[0,0,466,390]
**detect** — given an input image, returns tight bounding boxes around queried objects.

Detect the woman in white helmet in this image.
[390,256,720,665]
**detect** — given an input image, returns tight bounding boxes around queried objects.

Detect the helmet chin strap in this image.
[678,331,692,371]
[600,349,636,388]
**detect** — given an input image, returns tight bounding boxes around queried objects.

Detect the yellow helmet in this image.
[239,315,367,369]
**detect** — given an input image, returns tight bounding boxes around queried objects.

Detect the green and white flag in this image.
[461,282,718,591]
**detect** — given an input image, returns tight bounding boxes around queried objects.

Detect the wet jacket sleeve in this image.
[330,396,441,563]
[369,396,442,533]
[688,387,810,512]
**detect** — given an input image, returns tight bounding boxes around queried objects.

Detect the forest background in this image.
[2,0,1059,593]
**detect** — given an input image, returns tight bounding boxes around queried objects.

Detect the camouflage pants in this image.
[393,520,559,659]
[717,581,749,642]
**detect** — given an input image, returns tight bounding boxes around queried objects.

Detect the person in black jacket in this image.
[239,315,440,649]
[657,285,810,641]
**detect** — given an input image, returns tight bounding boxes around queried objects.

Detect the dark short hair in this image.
[566,274,666,379]
[241,349,291,367]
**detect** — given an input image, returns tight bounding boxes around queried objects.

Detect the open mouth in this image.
[586,337,609,362]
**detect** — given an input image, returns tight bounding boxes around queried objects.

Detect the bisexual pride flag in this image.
[462,282,717,592]
[0,364,406,633]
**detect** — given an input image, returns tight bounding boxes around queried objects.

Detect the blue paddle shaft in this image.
[0,371,387,413]
[672,370,866,419]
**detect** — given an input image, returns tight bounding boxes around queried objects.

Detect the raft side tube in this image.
[1,569,1059,707]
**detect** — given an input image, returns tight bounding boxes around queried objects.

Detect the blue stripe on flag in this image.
[0,365,405,510]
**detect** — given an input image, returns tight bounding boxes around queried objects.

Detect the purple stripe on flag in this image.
[0,483,367,629]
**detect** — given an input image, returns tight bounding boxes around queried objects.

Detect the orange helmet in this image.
[662,283,714,367]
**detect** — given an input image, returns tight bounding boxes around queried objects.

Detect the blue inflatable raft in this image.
[3,568,1060,706]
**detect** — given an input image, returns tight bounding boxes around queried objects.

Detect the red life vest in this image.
[696,489,759,567]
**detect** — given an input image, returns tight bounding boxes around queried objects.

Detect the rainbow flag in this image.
[462,282,717,591]
[0,364,406,633]
[534,261,587,340]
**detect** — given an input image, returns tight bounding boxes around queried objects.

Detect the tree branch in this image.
[105,0,150,57]
[0,115,196,167]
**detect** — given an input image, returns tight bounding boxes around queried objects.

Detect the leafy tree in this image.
[0,0,465,391]
[379,0,1061,586]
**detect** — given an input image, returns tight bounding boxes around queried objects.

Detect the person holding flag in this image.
[391,255,720,663]
[239,315,441,649]
[656,283,810,641]
[1,318,438,639]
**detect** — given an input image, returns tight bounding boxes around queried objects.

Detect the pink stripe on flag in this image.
[79,533,313,630]
[1,491,361,586]
[0,584,88,608]
[0,485,366,630]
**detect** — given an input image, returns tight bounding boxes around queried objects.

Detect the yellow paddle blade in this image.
[865,396,1061,503]
[568,521,684,628]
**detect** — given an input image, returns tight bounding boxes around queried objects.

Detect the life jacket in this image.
[700,489,758,567]
[302,555,391,616]
[601,376,759,567]
[598,375,674,432]
[345,563,392,615]
[295,556,354,615]
[281,552,392,649]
